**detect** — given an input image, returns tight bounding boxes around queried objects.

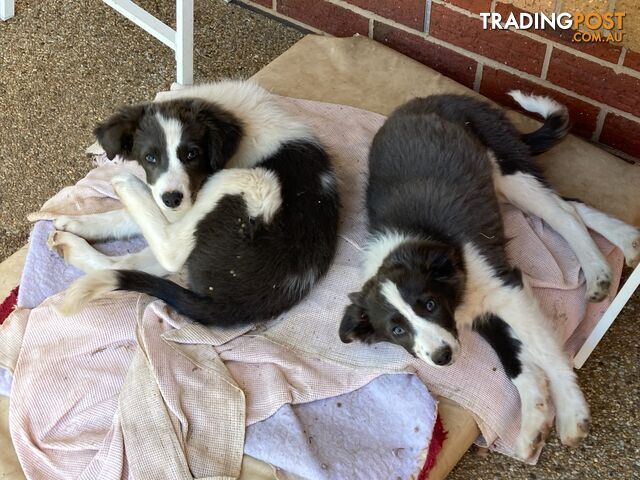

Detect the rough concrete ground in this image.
[0,1,638,479]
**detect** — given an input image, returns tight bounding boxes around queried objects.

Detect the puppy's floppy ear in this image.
[196,101,243,170]
[339,293,375,344]
[426,245,465,288]
[94,104,146,160]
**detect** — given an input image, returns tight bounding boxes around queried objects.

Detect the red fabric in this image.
[418,414,447,479]
[0,286,19,325]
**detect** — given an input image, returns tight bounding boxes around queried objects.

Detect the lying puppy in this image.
[339,91,640,460]
[49,80,340,326]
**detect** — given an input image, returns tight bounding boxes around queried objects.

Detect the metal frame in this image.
[573,264,640,368]
[103,0,194,85]
[0,0,14,21]
[1,0,193,85]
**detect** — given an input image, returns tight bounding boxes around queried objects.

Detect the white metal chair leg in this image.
[573,264,640,368]
[0,0,15,20]
[176,0,194,86]
[103,0,194,85]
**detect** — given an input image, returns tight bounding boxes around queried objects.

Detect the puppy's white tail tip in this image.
[57,271,119,316]
[508,90,566,119]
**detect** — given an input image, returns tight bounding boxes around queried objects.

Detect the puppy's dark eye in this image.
[186,149,199,161]
[418,298,436,312]
[145,153,156,164]
[360,312,369,321]
[392,326,405,336]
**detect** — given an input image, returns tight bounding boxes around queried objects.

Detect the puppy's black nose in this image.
[161,191,183,208]
[432,345,453,366]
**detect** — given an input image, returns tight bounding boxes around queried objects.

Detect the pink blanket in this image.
[0,96,624,478]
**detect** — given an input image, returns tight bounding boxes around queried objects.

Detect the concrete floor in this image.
[0,1,638,479]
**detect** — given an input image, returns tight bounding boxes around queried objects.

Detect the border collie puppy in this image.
[339,91,640,460]
[49,80,340,326]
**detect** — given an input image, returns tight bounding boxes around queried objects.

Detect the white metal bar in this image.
[103,0,176,49]
[0,0,15,21]
[175,0,194,85]
[573,264,640,368]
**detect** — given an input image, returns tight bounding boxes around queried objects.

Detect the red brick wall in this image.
[236,0,640,162]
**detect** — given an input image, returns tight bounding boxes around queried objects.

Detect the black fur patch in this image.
[521,111,570,156]
[184,141,340,325]
[473,313,522,378]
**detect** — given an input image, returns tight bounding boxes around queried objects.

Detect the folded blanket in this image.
[0,96,624,479]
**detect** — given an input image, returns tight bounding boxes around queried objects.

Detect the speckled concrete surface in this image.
[1,2,639,479]
[0,0,303,261]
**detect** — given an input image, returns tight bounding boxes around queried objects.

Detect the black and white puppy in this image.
[339,91,640,460]
[50,80,340,326]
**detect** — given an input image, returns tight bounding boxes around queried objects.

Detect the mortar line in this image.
[593,108,608,141]
[473,62,484,91]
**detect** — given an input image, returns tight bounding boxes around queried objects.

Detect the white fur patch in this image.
[512,357,553,460]
[455,243,506,327]
[58,271,120,316]
[285,268,317,296]
[52,209,140,240]
[153,114,192,213]
[320,171,337,193]
[508,90,565,119]
[362,230,419,280]
[380,280,459,366]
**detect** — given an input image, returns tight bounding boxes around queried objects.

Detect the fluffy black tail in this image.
[59,269,245,326]
[509,90,570,156]
[116,270,237,325]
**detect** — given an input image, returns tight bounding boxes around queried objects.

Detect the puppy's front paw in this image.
[558,415,590,448]
[111,173,146,197]
[515,426,551,462]
[622,233,640,268]
[556,390,590,447]
[515,379,553,461]
[585,266,611,303]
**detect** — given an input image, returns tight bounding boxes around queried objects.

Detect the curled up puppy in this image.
[48,80,340,327]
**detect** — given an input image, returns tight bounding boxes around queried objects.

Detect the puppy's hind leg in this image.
[495,172,611,302]
[50,209,141,241]
[570,201,640,268]
[48,231,168,276]
[473,313,553,460]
